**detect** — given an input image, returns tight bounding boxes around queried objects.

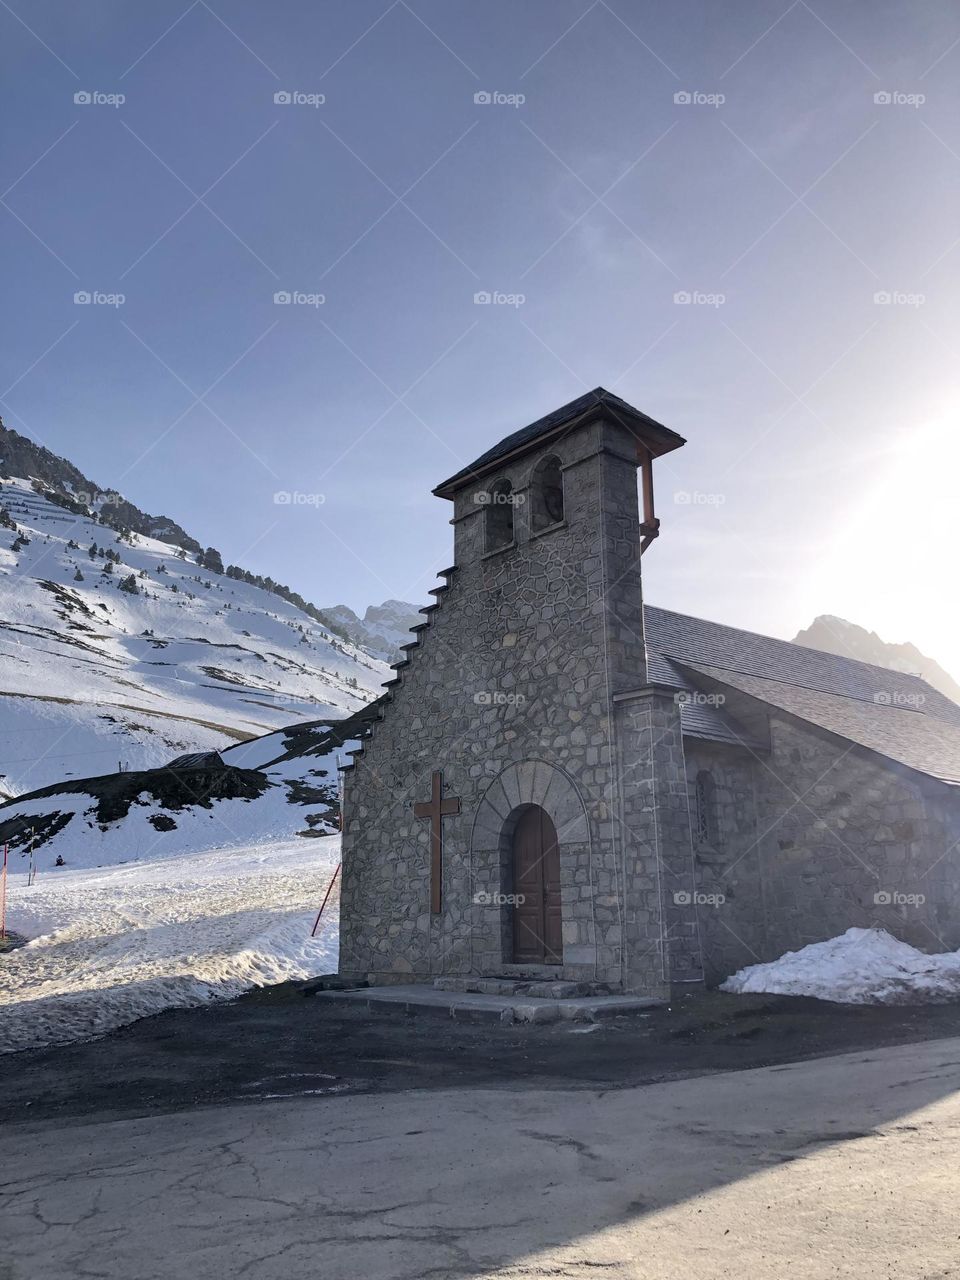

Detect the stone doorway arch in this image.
[470,761,592,973]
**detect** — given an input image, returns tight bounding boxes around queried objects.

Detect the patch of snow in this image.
[221,728,298,770]
[0,837,342,1053]
[721,926,960,1005]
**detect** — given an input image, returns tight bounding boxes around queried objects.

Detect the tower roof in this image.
[433,387,686,499]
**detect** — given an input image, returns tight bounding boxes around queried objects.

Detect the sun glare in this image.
[807,400,960,675]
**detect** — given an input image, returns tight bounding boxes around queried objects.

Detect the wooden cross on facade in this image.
[414,770,461,914]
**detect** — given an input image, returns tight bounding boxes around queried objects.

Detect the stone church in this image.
[338,388,960,998]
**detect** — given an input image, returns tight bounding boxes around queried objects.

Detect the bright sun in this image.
[808,400,960,678]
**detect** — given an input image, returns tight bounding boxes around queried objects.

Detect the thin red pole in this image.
[0,843,7,939]
[311,862,341,937]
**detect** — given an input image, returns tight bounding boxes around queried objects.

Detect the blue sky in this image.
[2,1,958,668]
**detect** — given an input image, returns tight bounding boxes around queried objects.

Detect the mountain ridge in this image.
[321,599,422,662]
[0,466,388,797]
[793,615,960,706]
[0,421,201,555]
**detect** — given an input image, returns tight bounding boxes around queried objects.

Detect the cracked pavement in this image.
[3,1036,960,1279]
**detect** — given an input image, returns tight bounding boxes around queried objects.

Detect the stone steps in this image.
[314,983,662,1024]
[433,976,616,1000]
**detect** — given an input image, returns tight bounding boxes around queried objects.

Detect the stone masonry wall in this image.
[615,690,703,994]
[687,716,960,983]
[339,415,669,993]
[684,740,768,984]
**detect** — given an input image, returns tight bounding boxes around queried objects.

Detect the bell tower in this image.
[432,386,686,694]
[339,387,688,995]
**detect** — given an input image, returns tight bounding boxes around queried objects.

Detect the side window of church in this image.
[694,770,720,850]
[531,455,564,532]
[485,478,515,551]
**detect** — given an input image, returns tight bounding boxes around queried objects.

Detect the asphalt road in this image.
[6,981,960,1125]
[3,1035,960,1279]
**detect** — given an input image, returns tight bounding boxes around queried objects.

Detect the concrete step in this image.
[313,983,664,1025]
[301,974,371,994]
[433,976,617,1000]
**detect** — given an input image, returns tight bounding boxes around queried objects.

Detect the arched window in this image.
[485,478,514,552]
[530,455,564,532]
[694,770,719,850]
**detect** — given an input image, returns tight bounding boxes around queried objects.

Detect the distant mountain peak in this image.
[794,616,960,705]
[323,599,421,661]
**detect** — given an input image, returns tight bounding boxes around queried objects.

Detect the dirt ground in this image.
[5,982,960,1126]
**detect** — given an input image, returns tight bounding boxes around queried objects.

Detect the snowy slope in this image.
[0,476,388,797]
[0,713,374,872]
[0,836,341,1053]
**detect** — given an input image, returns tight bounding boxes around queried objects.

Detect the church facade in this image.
[338,389,960,998]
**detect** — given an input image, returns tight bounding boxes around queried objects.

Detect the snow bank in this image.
[0,837,341,1053]
[721,927,960,1005]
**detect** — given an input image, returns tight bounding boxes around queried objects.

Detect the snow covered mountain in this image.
[794,616,960,706]
[0,428,392,800]
[321,599,421,661]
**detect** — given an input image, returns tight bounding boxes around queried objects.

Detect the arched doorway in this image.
[511,805,562,964]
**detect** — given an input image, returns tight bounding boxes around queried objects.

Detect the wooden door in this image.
[512,806,562,964]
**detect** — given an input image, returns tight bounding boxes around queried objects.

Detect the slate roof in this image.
[643,605,960,785]
[639,652,766,748]
[166,750,226,770]
[433,387,686,497]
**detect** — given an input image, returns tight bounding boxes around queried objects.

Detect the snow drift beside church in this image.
[722,927,960,1004]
